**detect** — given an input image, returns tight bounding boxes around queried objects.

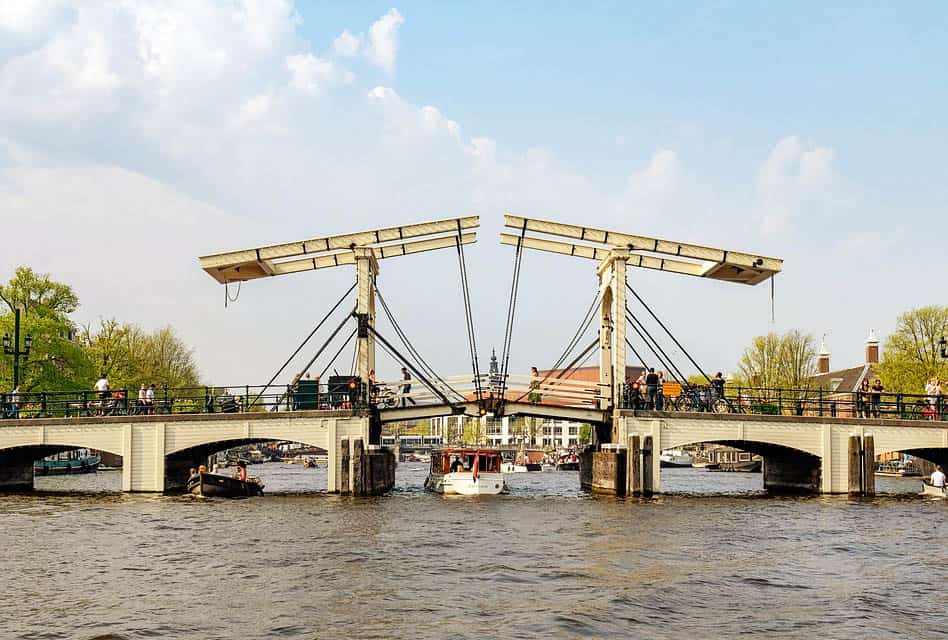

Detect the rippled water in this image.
[2,464,946,639]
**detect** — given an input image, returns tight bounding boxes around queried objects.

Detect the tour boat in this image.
[920,480,946,498]
[187,471,264,497]
[501,461,529,473]
[424,448,508,496]
[34,451,101,475]
[660,449,693,468]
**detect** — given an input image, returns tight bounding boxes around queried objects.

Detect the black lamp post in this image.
[940,336,947,360]
[2,307,32,388]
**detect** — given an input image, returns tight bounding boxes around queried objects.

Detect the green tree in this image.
[0,268,93,391]
[82,320,202,390]
[877,306,948,393]
[735,330,817,390]
[578,424,592,446]
[461,418,485,445]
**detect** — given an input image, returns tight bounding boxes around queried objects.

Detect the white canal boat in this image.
[425,448,509,496]
[660,449,693,468]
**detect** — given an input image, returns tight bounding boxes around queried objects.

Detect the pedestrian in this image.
[656,371,665,411]
[528,366,542,404]
[94,372,110,399]
[645,368,659,410]
[400,367,416,407]
[10,384,20,419]
[145,383,155,415]
[711,372,725,400]
[857,378,870,418]
[870,378,884,418]
[137,383,147,415]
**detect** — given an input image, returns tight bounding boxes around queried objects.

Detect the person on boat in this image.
[188,467,198,481]
[450,456,464,472]
[931,465,946,488]
[237,461,248,482]
[198,464,207,474]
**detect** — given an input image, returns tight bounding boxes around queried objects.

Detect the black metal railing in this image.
[0,381,375,421]
[619,383,948,422]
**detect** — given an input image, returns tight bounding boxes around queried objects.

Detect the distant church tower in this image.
[489,348,501,390]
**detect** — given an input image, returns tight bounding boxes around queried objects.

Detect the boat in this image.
[34,451,101,475]
[501,461,528,473]
[875,460,922,477]
[555,451,580,471]
[703,447,762,473]
[187,471,264,497]
[660,449,693,468]
[920,480,946,498]
[424,448,508,496]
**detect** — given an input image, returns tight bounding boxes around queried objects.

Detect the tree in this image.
[0,268,93,391]
[877,306,948,393]
[461,418,485,445]
[735,330,817,390]
[81,320,202,390]
[578,424,592,446]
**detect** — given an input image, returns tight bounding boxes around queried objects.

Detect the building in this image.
[809,330,880,400]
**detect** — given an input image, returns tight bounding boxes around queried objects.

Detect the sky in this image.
[1,1,946,386]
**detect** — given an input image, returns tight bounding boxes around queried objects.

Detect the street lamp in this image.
[940,336,947,359]
[2,307,32,388]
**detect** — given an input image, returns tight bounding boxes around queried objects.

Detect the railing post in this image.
[244,385,249,413]
[163,386,169,414]
[818,389,823,417]
[82,390,88,416]
[122,390,128,415]
[778,388,783,415]
[896,392,903,418]
[41,392,47,417]
[830,400,837,417]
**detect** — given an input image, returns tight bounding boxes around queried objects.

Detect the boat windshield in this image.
[431,450,502,473]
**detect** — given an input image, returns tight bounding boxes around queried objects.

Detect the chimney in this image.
[866,329,879,365]
[818,337,830,374]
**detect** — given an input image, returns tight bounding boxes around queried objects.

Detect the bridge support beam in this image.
[354,248,378,390]
[762,454,821,494]
[0,450,33,491]
[597,249,628,427]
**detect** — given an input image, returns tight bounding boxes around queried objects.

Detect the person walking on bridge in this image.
[870,379,884,418]
[400,367,416,407]
[645,368,659,410]
[9,385,20,419]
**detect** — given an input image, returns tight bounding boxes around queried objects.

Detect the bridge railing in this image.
[619,382,948,422]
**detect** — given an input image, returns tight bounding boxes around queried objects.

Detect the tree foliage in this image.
[0,268,92,391]
[0,267,202,392]
[81,320,202,390]
[877,306,948,393]
[735,330,817,389]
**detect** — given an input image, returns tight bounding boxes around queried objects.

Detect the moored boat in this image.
[187,472,264,497]
[34,452,101,475]
[921,480,946,498]
[660,449,693,468]
[425,448,508,495]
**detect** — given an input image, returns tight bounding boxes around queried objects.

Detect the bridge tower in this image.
[501,214,783,445]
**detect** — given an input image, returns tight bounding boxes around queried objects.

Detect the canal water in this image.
[2,464,946,639]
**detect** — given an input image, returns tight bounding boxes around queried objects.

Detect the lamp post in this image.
[2,307,32,388]
[939,336,947,359]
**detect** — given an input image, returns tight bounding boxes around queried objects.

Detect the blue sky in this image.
[0,1,946,385]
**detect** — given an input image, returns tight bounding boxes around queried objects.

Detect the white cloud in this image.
[0,0,71,34]
[365,8,403,73]
[757,135,835,234]
[626,149,679,197]
[333,29,360,57]
[231,92,273,128]
[286,53,352,95]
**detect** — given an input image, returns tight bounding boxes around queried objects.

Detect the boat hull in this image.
[188,472,264,497]
[921,481,947,498]
[425,472,508,495]
[556,462,579,471]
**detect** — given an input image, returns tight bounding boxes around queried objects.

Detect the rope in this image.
[455,220,483,404]
[626,284,712,384]
[265,311,354,410]
[626,307,685,384]
[318,328,357,379]
[514,291,599,402]
[374,286,463,401]
[248,282,356,408]
[367,324,452,405]
[498,220,528,403]
[224,281,242,308]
